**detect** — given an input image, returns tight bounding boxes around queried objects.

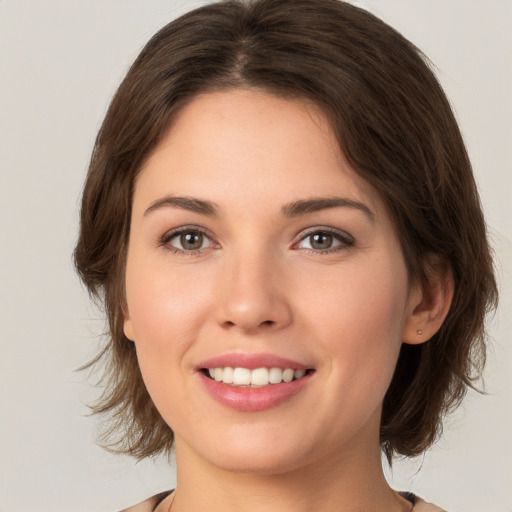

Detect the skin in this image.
[123,89,451,512]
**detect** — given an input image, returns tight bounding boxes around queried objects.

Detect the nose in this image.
[214,250,293,333]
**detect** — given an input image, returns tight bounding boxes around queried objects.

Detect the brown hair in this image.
[74,0,498,462]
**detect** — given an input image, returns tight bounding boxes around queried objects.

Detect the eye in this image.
[295,229,353,253]
[161,227,215,253]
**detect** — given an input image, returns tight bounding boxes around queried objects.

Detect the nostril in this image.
[221,318,276,333]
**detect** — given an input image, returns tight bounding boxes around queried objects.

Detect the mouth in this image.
[201,367,314,388]
[196,353,315,410]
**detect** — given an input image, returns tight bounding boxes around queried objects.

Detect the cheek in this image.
[124,255,234,432]
[124,254,212,367]
[302,256,408,383]
[124,261,213,420]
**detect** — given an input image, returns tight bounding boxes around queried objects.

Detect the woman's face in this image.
[124,89,420,474]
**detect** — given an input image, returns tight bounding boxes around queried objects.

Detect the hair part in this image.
[74,0,498,462]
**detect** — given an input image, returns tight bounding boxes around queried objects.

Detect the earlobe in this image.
[402,257,454,345]
[122,303,136,342]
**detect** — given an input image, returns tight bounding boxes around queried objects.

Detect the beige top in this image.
[415,499,447,512]
[119,491,447,512]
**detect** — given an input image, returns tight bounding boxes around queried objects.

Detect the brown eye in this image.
[296,229,353,253]
[180,232,204,250]
[165,229,212,252]
[310,233,333,250]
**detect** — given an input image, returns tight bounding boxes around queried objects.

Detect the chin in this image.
[209,447,309,476]
[176,423,316,476]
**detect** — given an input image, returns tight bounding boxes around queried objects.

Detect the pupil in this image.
[311,233,332,250]
[181,232,203,250]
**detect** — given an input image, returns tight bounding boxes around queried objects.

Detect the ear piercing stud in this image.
[417,329,423,335]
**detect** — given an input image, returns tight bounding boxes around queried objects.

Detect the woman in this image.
[74,1,497,510]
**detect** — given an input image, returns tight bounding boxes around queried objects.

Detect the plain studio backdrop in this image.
[1,1,511,511]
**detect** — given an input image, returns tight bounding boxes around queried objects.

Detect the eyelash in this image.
[158,226,355,256]
[294,227,355,255]
[159,225,215,256]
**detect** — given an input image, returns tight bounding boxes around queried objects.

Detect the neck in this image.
[170,437,408,512]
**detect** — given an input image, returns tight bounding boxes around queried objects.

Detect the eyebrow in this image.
[143,195,374,222]
[144,196,220,217]
[282,197,375,222]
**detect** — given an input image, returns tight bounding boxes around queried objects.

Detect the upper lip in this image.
[197,352,311,370]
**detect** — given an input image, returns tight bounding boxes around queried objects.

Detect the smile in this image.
[205,367,309,387]
[196,353,315,411]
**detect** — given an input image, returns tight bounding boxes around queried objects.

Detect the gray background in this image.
[1,1,511,511]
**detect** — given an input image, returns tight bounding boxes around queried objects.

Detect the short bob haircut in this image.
[75,0,497,462]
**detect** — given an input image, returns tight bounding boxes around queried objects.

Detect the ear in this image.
[122,302,136,342]
[402,256,454,345]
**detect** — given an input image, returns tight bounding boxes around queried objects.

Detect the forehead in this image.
[135,88,384,218]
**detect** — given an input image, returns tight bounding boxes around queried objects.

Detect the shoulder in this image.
[399,492,447,512]
[120,490,446,512]
[118,491,173,512]
[414,496,448,512]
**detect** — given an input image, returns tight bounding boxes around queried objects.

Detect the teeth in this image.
[269,367,283,384]
[205,367,309,387]
[251,367,269,386]
[232,367,251,386]
[283,368,294,383]
[222,366,234,384]
[294,369,306,379]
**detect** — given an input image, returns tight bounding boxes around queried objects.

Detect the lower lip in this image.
[198,371,313,412]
